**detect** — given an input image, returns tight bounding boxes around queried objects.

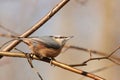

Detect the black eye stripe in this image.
[50,36,68,38]
[59,37,67,38]
[56,36,67,38]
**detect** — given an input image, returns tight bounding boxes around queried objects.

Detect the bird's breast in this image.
[32,43,62,58]
[38,48,61,58]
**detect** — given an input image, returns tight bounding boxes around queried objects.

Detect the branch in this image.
[1,0,70,52]
[0,24,18,35]
[0,33,17,38]
[65,45,109,56]
[0,51,105,80]
[65,45,120,65]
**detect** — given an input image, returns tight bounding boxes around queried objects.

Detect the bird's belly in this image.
[37,48,61,58]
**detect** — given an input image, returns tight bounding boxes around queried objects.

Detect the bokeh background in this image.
[0,0,120,80]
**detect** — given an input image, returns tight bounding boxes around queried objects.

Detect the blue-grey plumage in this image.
[31,36,61,49]
[20,36,73,58]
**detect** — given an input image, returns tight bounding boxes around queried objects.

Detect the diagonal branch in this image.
[0,51,105,80]
[1,0,70,53]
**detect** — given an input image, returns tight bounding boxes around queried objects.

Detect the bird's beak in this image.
[66,36,73,40]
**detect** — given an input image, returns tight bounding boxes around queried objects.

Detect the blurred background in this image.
[0,0,120,80]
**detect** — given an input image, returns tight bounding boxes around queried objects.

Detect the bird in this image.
[0,35,73,80]
[19,35,73,59]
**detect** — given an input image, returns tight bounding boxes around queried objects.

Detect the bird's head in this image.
[50,35,73,46]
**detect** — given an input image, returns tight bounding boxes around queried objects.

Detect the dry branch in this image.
[65,45,120,65]
[0,51,105,80]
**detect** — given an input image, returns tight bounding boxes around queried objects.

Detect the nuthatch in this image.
[19,35,73,59]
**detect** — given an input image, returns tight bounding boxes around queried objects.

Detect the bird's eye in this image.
[59,36,63,38]
[50,36,59,39]
[56,36,64,38]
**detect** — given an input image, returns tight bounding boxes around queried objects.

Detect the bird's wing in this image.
[31,37,61,49]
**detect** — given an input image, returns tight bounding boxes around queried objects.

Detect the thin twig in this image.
[25,54,43,80]
[0,33,17,38]
[68,45,120,67]
[0,51,105,80]
[14,48,43,80]
[65,45,120,65]
[69,57,107,67]
[107,46,120,57]
[65,45,108,55]
[1,0,70,55]
[70,50,120,67]
[69,57,120,67]
[0,24,18,35]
